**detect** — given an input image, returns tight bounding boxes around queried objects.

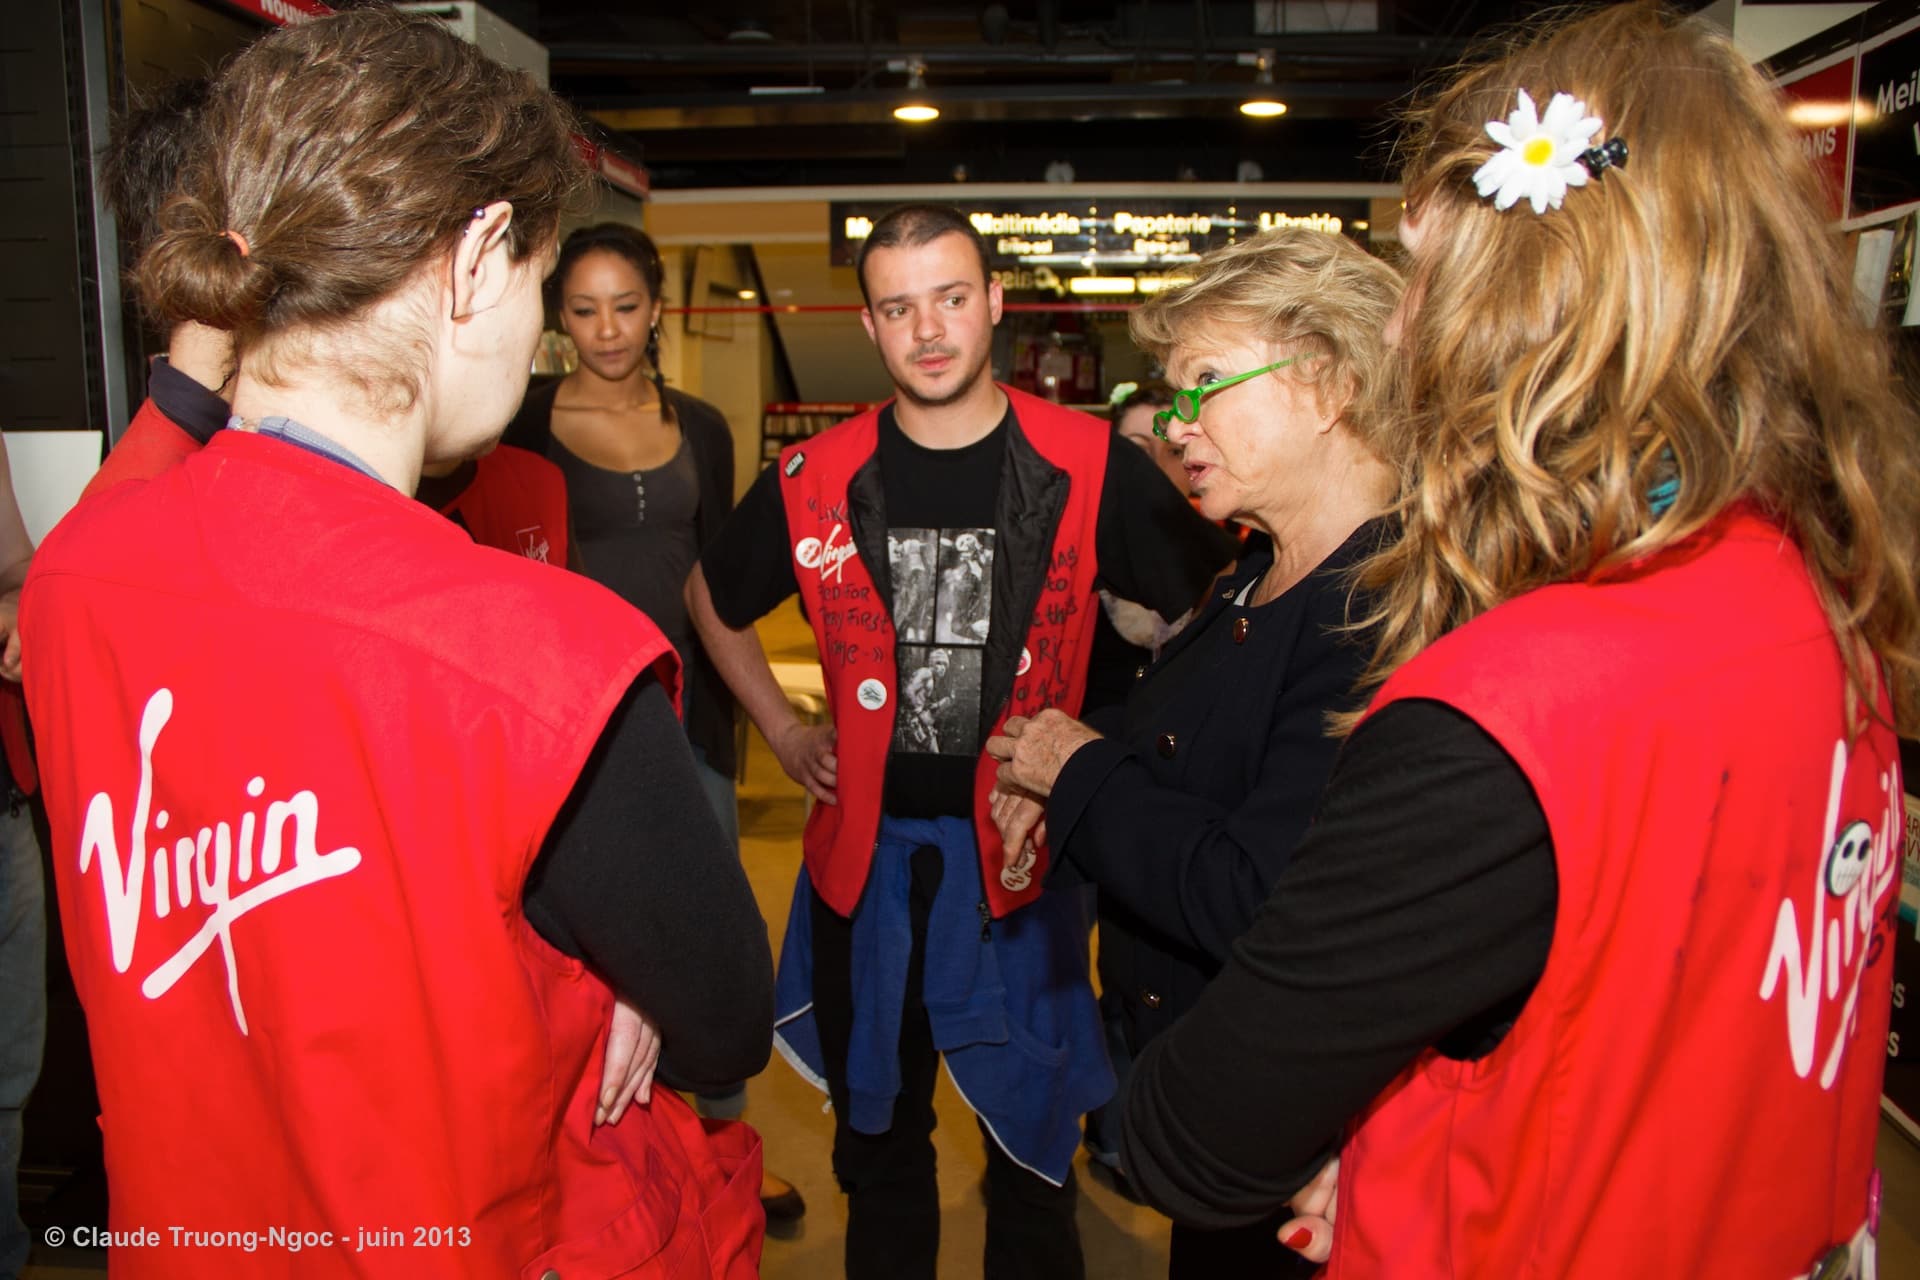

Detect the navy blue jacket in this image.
[773,815,1113,1184]
[1047,521,1384,1053]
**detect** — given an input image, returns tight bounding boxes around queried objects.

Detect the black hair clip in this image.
[1577,137,1629,179]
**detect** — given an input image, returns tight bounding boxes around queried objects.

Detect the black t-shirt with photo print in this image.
[874,407,1004,814]
[700,400,1238,819]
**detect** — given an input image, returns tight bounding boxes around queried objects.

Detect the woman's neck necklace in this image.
[564,370,658,413]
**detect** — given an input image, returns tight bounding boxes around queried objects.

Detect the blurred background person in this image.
[1111,5,1920,1277]
[0,446,37,1280]
[987,226,1401,1278]
[23,11,772,1275]
[1110,380,1187,497]
[1081,379,1237,715]
[95,78,230,484]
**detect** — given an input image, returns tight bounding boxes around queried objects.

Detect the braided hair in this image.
[551,221,674,424]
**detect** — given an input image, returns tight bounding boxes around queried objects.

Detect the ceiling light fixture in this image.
[1240,51,1287,119]
[1069,276,1137,296]
[894,58,939,123]
[725,20,774,43]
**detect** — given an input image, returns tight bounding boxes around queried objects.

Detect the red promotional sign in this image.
[597,149,652,201]
[1779,57,1857,220]
[213,0,332,23]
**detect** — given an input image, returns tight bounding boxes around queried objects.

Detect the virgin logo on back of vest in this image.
[77,689,363,1035]
[794,521,858,585]
[1760,739,1902,1089]
[516,525,551,563]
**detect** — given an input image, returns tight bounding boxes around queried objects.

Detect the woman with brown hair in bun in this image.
[21,10,771,1276]
[1114,5,1920,1277]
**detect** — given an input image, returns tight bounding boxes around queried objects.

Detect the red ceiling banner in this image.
[213,0,332,24]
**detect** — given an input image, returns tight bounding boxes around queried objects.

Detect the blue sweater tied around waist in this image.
[772,815,1114,1186]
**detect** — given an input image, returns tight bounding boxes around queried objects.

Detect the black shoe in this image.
[760,1173,807,1224]
[1085,1156,1145,1206]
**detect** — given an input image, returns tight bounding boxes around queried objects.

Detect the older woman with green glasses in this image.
[985,225,1401,1278]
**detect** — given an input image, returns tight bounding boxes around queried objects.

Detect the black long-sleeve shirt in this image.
[1118,699,1557,1227]
[522,675,774,1089]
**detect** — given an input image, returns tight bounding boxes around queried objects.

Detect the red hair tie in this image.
[220,229,251,258]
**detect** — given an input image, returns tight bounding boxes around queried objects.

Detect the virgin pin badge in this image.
[1000,843,1036,892]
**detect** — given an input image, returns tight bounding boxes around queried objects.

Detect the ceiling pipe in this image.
[548,35,1467,69]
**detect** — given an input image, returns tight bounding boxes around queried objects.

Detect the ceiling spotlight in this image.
[737,289,758,300]
[894,59,939,123]
[725,19,774,43]
[1240,50,1287,119]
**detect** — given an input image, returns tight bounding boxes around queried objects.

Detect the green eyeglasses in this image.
[1152,357,1299,440]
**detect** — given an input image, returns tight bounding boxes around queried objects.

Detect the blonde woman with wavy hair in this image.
[986,225,1399,1277]
[1112,5,1915,1279]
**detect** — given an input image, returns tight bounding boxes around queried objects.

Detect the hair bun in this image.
[135,199,276,333]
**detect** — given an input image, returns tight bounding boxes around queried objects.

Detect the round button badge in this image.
[1001,843,1036,892]
[1016,646,1032,676]
[856,678,888,711]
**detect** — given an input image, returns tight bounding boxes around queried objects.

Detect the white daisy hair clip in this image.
[1473,89,1629,215]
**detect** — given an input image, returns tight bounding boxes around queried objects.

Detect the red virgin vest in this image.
[439,445,569,566]
[24,431,761,1279]
[44,395,206,799]
[1332,513,1897,1279]
[778,386,1106,918]
[83,396,201,501]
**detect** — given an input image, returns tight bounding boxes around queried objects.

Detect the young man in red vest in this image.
[688,204,1233,1279]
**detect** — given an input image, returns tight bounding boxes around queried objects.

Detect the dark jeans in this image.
[0,793,44,1280]
[811,844,1083,1280]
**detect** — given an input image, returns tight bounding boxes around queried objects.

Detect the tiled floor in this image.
[22,599,1920,1276]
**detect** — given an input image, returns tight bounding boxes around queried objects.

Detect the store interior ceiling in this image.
[486,0,1686,189]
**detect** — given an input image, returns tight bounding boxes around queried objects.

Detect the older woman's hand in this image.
[984,709,1101,798]
[990,786,1051,888]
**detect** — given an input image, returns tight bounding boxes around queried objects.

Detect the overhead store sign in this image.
[1771,8,1920,225]
[828,199,1368,277]
[1851,17,1920,218]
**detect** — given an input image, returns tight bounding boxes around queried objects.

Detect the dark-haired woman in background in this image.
[503,223,803,1222]
[1111,380,1188,497]
[1081,380,1237,716]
